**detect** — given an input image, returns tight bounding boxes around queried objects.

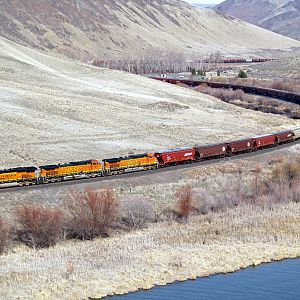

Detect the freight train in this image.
[201,58,277,64]
[1,129,300,189]
[151,77,300,104]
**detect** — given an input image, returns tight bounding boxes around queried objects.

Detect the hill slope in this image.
[214,0,300,41]
[0,0,299,60]
[0,36,298,168]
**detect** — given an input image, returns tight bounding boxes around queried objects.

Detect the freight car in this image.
[227,138,254,154]
[103,153,158,175]
[253,134,277,149]
[196,143,229,159]
[154,148,196,166]
[275,130,295,144]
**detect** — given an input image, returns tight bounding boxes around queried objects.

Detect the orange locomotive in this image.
[103,153,158,175]
[0,167,37,186]
[39,159,103,183]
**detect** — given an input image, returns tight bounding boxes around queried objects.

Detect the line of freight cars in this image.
[0,129,300,188]
[152,77,300,104]
[201,58,276,64]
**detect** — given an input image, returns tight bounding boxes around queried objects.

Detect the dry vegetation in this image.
[0,218,10,254]
[195,85,300,119]
[249,55,300,79]
[0,152,300,299]
[15,204,65,248]
[65,188,118,240]
[176,185,194,221]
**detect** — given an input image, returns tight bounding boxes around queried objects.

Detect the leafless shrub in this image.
[0,218,10,254]
[194,189,213,215]
[65,187,118,240]
[176,185,194,221]
[290,182,300,203]
[199,86,246,103]
[15,204,65,248]
[272,159,300,184]
[159,208,181,222]
[65,261,75,280]
[120,197,155,229]
[267,181,293,204]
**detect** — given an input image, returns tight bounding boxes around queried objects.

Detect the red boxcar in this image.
[275,130,294,143]
[154,148,196,166]
[228,138,254,154]
[253,134,277,149]
[196,143,229,159]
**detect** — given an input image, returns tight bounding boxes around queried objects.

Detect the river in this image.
[108,258,300,299]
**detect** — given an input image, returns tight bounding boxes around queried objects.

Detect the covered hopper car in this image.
[196,143,229,159]
[228,138,255,154]
[154,148,196,166]
[275,130,294,144]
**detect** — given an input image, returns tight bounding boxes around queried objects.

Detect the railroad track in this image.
[1,139,299,194]
[150,77,300,104]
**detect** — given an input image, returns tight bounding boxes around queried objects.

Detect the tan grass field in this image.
[1,37,299,170]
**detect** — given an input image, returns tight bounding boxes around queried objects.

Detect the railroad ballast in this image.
[0,129,299,188]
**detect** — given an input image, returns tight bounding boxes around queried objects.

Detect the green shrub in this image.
[238,70,247,78]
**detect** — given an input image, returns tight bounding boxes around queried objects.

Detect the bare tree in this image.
[176,184,194,221]
[65,187,118,240]
[15,204,65,248]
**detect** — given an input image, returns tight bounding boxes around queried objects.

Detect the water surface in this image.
[109,258,300,299]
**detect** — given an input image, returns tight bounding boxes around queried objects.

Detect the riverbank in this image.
[110,258,300,300]
[0,201,300,299]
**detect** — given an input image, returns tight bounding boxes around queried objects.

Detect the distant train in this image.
[201,58,277,64]
[1,128,299,189]
[151,77,300,105]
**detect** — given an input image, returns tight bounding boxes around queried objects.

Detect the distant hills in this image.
[214,0,300,41]
[0,0,299,61]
